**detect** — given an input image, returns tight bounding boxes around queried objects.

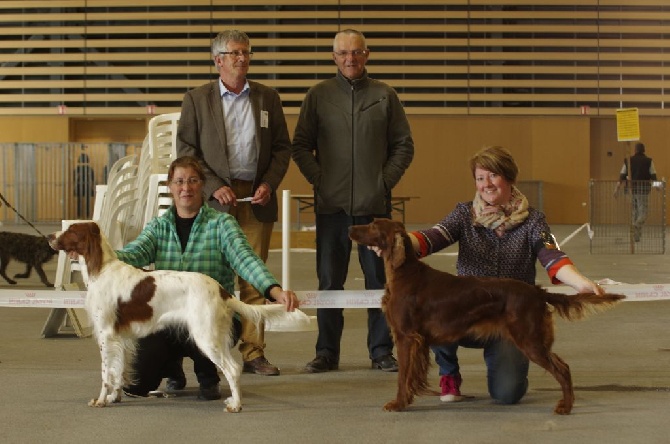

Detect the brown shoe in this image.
[304,355,338,373]
[243,356,280,376]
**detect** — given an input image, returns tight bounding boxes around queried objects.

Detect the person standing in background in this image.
[177,29,291,377]
[292,29,414,373]
[74,153,95,218]
[614,142,658,242]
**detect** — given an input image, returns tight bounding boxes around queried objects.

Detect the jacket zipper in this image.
[350,83,355,215]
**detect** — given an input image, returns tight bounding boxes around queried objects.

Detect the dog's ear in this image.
[392,220,406,232]
[389,232,406,269]
[84,225,104,275]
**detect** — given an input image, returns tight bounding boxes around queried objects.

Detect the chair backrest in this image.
[105,194,139,250]
[143,174,171,228]
[148,112,180,174]
[125,135,153,242]
[91,184,107,222]
[93,154,138,231]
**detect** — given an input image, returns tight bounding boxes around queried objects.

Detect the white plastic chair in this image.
[143,174,171,228]
[125,135,153,242]
[148,112,180,174]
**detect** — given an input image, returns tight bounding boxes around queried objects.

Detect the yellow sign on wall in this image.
[616,108,640,142]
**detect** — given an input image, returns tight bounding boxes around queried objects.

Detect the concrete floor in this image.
[1,223,669,444]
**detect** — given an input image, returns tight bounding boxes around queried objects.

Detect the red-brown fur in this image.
[349,218,625,415]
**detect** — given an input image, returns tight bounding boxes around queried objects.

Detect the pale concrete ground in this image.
[1,223,669,444]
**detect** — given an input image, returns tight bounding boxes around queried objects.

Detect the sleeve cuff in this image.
[548,258,574,284]
[411,231,429,258]
[264,283,281,301]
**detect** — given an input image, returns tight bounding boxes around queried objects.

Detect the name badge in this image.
[260,110,269,128]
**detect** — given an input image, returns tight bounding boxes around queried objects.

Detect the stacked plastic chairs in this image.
[95,154,138,250]
[148,112,179,175]
[57,112,181,289]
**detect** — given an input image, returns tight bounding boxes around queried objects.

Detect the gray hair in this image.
[333,29,367,51]
[211,30,251,61]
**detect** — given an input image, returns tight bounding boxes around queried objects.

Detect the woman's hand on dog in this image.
[555,264,605,296]
[368,246,383,257]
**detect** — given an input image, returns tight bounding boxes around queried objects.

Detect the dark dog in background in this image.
[0,231,57,287]
[349,218,625,415]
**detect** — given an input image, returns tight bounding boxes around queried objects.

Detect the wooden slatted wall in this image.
[0,0,669,116]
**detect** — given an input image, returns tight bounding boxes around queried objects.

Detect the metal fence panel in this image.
[0,143,141,223]
[589,179,666,254]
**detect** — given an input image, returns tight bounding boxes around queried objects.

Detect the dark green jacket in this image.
[292,70,414,216]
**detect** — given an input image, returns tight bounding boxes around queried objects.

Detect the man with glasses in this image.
[292,29,414,373]
[177,30,291,379]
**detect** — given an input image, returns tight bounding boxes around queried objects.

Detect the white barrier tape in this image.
[2,283,670,309]
[558,223,590,247]
[0,289,87,308]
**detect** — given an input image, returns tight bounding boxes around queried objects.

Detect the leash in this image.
[0,191,47,237]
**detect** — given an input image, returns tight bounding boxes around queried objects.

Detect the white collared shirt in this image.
[219,79,257,181]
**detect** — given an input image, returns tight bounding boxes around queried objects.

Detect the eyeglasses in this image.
[170,177,202,186]
[219,50,254,59]
[333,50,368,58]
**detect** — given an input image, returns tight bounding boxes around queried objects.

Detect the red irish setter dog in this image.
[349,218,625,415]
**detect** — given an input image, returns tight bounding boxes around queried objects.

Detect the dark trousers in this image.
[314,211,394,362]
[125,318,241,396]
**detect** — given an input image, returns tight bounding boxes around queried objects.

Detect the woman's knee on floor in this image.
[489,376,528,405]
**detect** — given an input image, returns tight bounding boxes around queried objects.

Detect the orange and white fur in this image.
[48,221,288,413]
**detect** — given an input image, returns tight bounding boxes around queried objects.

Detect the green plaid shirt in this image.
[116,204,279,298]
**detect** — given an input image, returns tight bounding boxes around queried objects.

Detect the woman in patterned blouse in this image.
[408,146,603,406]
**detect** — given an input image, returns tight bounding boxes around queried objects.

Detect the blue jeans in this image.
[314,211,394,362]
[432,336,529,404]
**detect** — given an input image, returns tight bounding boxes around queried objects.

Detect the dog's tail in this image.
[227,298,288,326]
[545,291,625,321]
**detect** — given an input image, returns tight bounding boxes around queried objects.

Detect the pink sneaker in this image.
[439,374,464,402]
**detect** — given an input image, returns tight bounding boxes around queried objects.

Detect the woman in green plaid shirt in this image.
[119,156,298,400]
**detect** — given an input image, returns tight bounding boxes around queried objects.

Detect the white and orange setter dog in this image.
[48,221,288,413]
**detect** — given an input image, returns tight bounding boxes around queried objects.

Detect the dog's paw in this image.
[383,400,404,412]
[88,398,108,407]
[224,396,242,413]
[553,399,572,415]
[106,392,122,404]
